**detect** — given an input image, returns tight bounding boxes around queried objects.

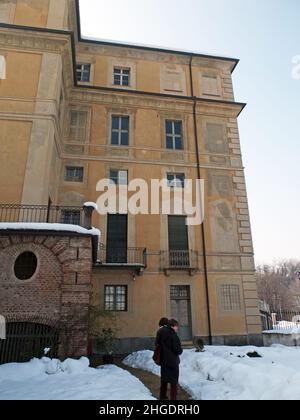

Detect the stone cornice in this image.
[70,87,245,118]
[0,25,75,90]
[0,23,246,117]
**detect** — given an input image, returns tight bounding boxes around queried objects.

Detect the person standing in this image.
[155,317,169,347]
[157,319,183,401]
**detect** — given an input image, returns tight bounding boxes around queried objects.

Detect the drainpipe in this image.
[189,56,213,345]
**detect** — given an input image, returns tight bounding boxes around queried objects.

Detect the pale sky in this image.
[79,0,300,265]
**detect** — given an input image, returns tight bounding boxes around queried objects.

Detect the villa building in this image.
[0,0,262,361]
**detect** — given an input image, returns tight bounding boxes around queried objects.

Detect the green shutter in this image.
[168,216,189,251]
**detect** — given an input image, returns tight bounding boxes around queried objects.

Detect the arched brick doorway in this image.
[0,322,59,364]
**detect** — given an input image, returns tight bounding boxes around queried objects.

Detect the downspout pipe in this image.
[189,56,213,346]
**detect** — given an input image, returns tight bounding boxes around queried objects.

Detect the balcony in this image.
[0,204,84,225]
[161,250,198,275]
[97,245,147,275]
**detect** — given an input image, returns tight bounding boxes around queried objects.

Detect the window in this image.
[65,166,84,183]
[111,116,129,146]
[14,252,38,280]
[69,110,87,141]
[76,64,91,83]
[219,285,241,311]
[61,210,81,225]
[114,67,130,86]
[105,286,128,311]
[110,170,128,185]
[166,120,183,150]
[167,173,185,188]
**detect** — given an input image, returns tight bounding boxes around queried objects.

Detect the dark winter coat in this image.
[156,326,183,384]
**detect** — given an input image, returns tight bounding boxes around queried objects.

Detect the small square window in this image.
[104,285,128,312]
[61,210,81,226]
[219,285,241,311]
[113,67,130,87]
[65,166,84,183]
[76,64,91,83]
[110,170,128,185]
[167,173,185,188]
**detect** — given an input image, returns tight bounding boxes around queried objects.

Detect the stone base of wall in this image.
[263,333,300,347]
[92,334,264,355]
[199,334,263,347]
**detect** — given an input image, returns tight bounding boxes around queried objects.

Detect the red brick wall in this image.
[0,233,94,358]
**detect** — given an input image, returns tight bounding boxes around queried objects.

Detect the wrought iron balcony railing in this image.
[0,204,83,225]
[161,250,198,272]
[98,245,147,268]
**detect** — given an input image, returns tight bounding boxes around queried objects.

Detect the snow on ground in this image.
[0,357,155,400]
[124,345,300,400]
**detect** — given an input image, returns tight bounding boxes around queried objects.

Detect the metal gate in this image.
[0,322,59,365]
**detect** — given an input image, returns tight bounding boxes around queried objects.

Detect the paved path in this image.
[115,359,191,401]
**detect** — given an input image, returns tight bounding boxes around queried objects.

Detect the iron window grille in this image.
[170,285,191,300]
[111,116,129,146]
[113,67,130,86]
[76,64,91,82]
[219,285,241,311]
[65,166,84,183]
[166,120,183,150]
[61,210,81,225]
[104,285,128,312]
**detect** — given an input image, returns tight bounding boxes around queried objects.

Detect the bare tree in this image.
[257,259,300,310]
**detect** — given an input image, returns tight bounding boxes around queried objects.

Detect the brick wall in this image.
[0,232,94,358]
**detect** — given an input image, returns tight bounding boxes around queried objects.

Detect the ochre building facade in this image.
[0,0,262,355]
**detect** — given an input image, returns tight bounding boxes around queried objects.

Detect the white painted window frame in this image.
[113,67,131,87]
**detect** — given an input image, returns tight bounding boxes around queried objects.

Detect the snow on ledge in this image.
[0,223,100,237]
[84,202,98,211]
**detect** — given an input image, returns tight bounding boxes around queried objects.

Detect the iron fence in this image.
[98,246,147,267]
[0,204,83,225]
[260,305,300,332]
[161,250,198,270]
[0,322,59,365]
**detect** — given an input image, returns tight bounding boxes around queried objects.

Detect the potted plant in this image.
[88,304,119,365]
[97,328,116,365]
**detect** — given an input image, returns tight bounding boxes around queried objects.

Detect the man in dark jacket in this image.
[157,319,183,401]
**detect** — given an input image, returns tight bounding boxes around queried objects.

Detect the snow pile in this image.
[0,223,100,237]
[0,357,154,400]
[124,346,300,400]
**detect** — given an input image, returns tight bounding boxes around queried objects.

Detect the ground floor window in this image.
[104,285,128,312]
[61,210,81,225]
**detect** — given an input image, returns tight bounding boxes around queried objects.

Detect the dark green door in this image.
[106,214,128,263]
